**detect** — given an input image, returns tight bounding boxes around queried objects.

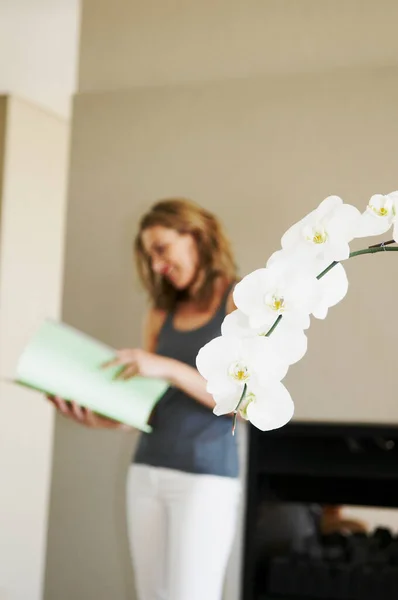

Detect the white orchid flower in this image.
[221,309,308,365]
[213,380,294,431]
[281,195,361,262]
[196,335,288,399]
[267,249,349,320]
[233,261,319,331]
[355,191,398,242]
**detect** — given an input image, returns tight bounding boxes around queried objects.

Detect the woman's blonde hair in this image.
[134,198,237,310]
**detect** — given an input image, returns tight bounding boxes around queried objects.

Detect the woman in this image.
[49,198,241,600]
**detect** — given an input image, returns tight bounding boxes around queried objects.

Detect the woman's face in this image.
[141,225,200,290]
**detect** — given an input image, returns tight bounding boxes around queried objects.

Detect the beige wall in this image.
[45,63,398,600]
[0,0,80,118]
[79,0,398,90]
[0,98,6,228]
[0,96,69,600]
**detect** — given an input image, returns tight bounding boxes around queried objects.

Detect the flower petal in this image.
[355,211,392,238]
[315,195,344,220]
[233,269,275,329]
[196,336,238,380]
[267,247,314,274]
[312,263,348,319]
[327,239,351,261]
[221,309,255,338]
[327,203,361,243]
[269,322,308,365]
[207,377,241,398]
[222,310,307,366]
[196,336,244,397]
[243,336,289,385]
[246,381,294,431]
[283,273,320,328]
[213,393,241,416]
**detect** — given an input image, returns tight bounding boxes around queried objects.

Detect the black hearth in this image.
[241,422,398,600]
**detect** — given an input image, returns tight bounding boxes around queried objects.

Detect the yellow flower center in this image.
[265,293,286,314]
[228,361,250,383]
[370,206,388,217]
[303,223,328,245]
[312,230,327,244]
[368,196,394,218]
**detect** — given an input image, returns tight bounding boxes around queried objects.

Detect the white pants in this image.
[126,464,241,600]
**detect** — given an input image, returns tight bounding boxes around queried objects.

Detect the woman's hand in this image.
[105,348,218,411]
[103,348,171,380]
[46,395,131,430]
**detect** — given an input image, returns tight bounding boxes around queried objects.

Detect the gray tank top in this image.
[134,287,239,478]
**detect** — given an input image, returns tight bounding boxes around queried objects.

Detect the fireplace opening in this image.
[242,423,398,600]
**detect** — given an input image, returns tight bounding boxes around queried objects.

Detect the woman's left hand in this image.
[103,348,170,380]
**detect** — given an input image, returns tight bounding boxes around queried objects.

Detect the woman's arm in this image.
[141,307,216,409]
[162,359,216,409]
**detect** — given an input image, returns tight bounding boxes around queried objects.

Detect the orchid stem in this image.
[368,239,395,248]
[316,261,338,280]
[265,315,282,337]
[317,243,398,280]
[232,384,247,436]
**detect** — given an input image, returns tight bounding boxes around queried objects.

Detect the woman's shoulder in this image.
[211,276,239,316]
[145,306,168,330]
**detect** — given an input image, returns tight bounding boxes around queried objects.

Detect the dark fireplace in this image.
[241,422,398,600]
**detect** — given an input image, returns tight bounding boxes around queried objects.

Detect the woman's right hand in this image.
[46,395,131,431]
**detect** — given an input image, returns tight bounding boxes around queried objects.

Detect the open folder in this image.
[14,320,169,432]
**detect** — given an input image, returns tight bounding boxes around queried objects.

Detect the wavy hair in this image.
[134,198,237,310]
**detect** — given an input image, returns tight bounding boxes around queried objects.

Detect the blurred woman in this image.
[49,198,241,600]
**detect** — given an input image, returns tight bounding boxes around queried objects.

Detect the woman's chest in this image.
[156,318,223,367]
[172,306,217,331]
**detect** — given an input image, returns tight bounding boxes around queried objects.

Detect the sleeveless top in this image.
[134,287,239,478]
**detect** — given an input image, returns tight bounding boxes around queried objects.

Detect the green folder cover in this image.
[14,320,169,432]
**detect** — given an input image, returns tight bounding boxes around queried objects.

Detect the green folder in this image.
[14,320,169,432]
